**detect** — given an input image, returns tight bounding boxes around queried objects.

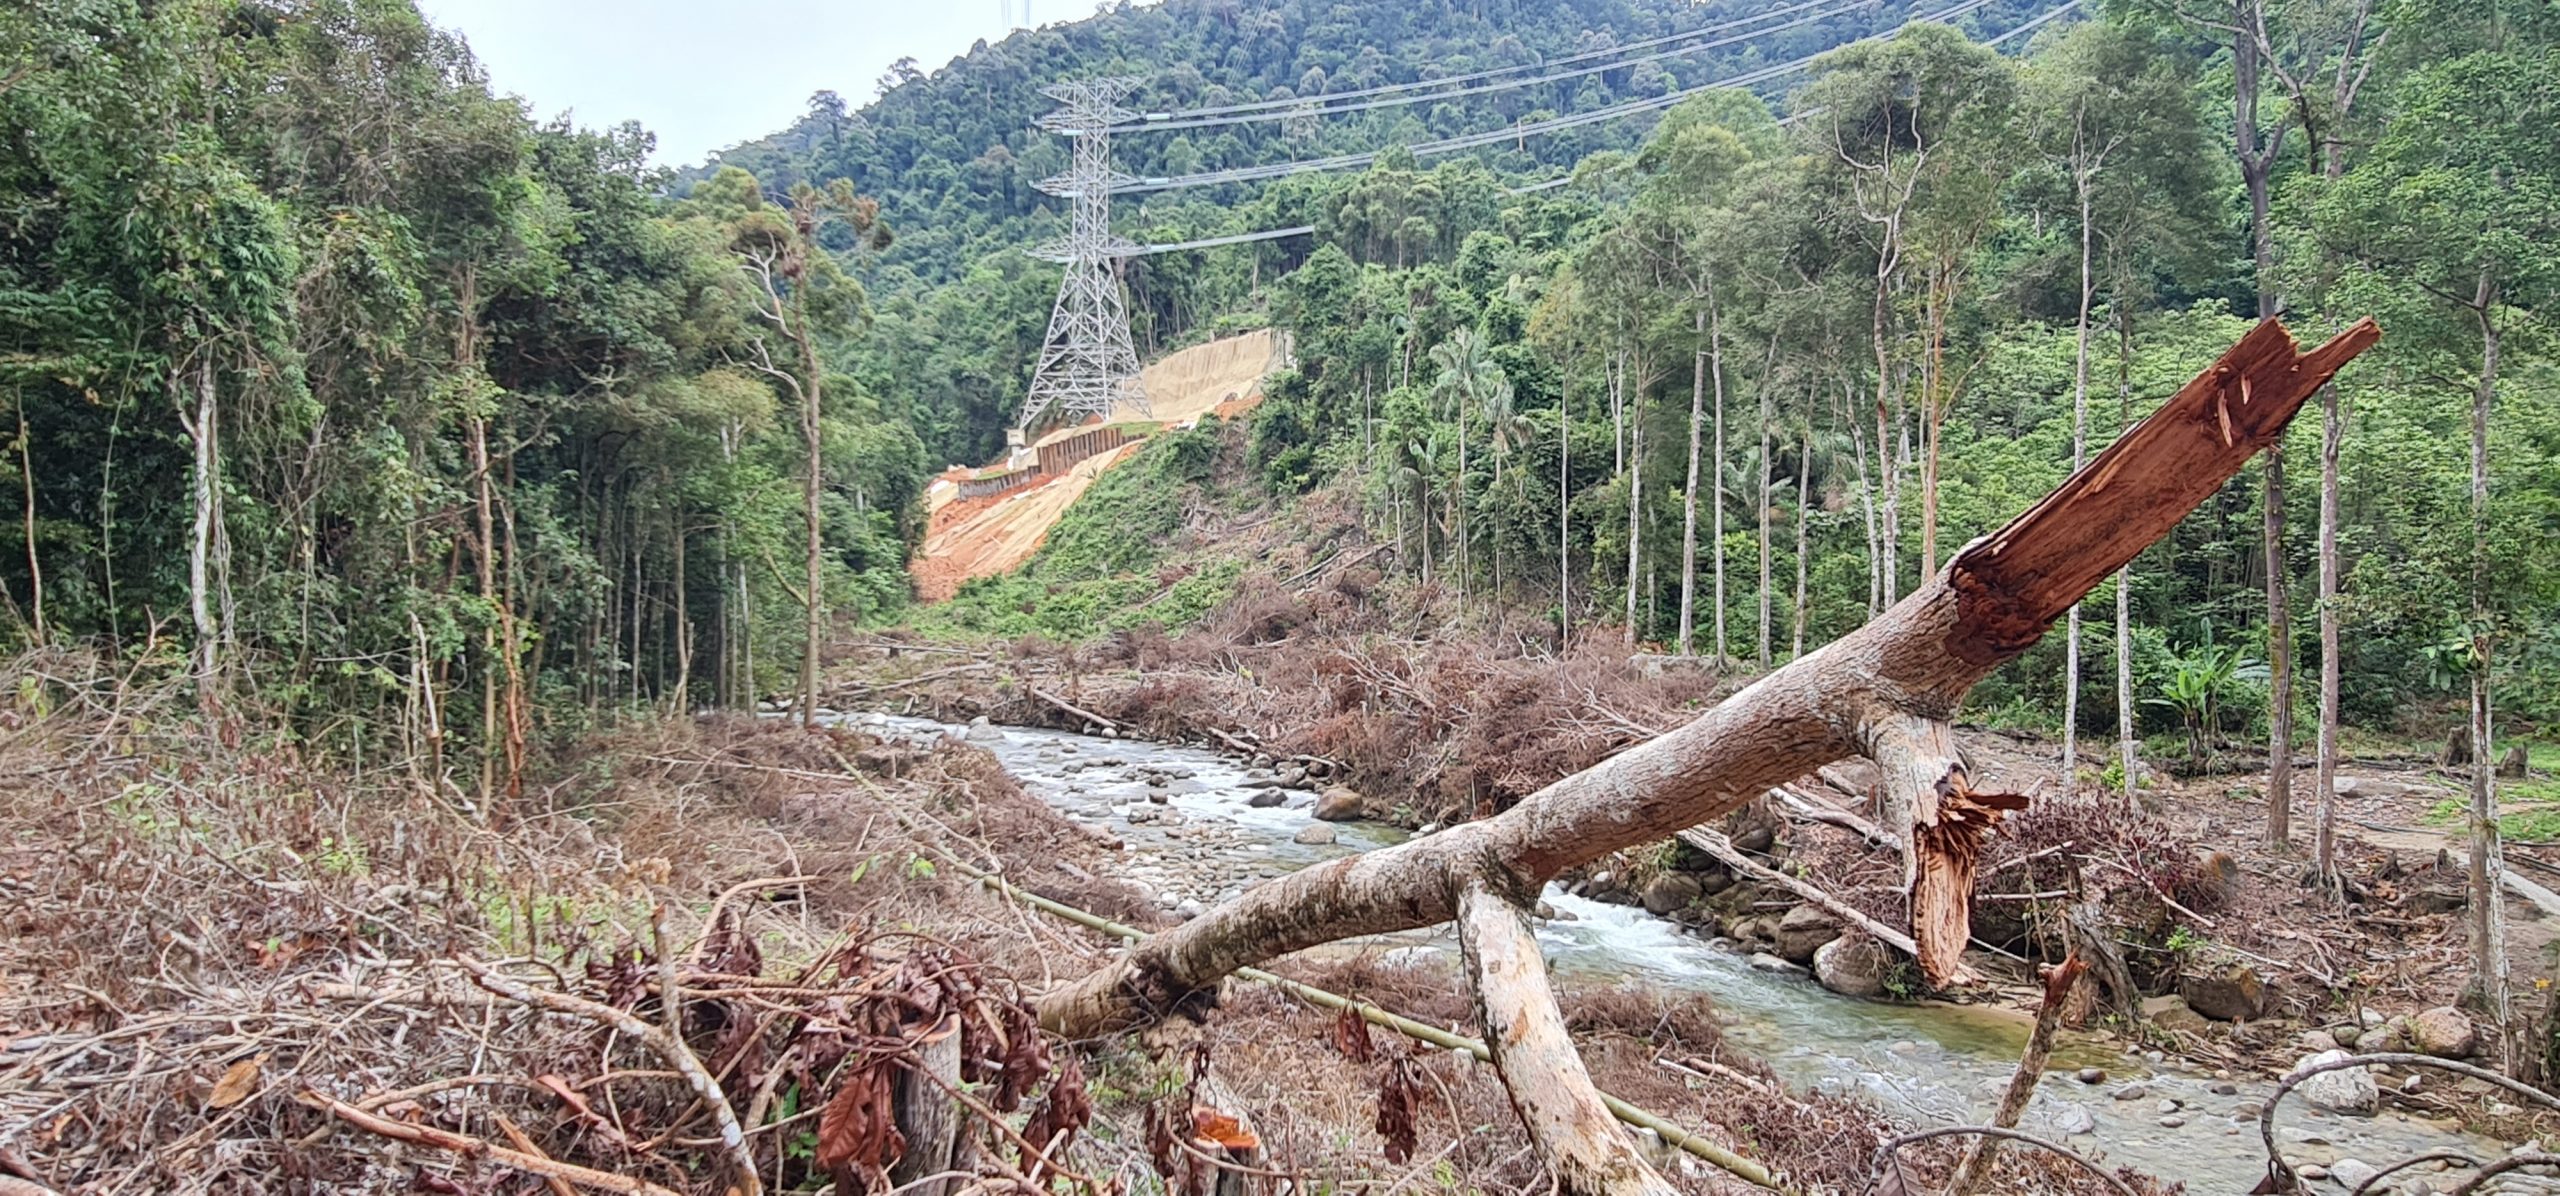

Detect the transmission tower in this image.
[1019,78,1148,435]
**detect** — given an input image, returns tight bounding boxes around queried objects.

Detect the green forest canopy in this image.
[3,0,2556,787]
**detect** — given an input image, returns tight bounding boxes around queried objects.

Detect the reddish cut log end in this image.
[1944,317,2381,670]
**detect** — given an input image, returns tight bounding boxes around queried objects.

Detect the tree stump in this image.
[2499,744,2530,779]
[890,1014,964,1196]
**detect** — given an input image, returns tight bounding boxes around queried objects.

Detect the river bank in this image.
[829,706,2538,1193]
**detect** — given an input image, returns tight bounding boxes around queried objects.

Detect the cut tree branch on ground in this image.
[1030,687,1118,733]
[299,1090,682,1196]
[1950,955,2088,1194]
[1677,825,1929,966]
[1035,319,2381,1196]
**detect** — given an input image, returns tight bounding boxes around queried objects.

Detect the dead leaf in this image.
[206,1054,265,1109]
[1329,1006,1374,1063]
[1190,1105,1259,1152]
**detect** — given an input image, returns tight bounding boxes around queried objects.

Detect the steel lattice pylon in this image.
[1019,79,1149,435]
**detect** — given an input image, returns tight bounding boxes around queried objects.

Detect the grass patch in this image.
[2425,773,2560,842]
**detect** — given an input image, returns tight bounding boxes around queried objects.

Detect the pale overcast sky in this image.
[417,0,1059,166]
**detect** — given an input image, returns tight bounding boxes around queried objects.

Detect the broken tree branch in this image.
[299,1090,681,1196]
[1456,872,1680,1196]
[1677,825,1926,964]
[1037,320,2378,1196]
[1951,955,2088,1193]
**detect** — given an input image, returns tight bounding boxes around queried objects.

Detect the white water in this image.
[840,711,2531,1192]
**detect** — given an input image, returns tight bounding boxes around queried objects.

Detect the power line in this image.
[1127,0,1856,122]
[1111,0,2007,194]
[1117,225,1316,257]
[1116,0,1869,133]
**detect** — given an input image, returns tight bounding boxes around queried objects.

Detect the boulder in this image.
[2050,1105,2098,1136]
[1641,873,1705,916]
[2331,1159,2383,1193]
[1813,935,1891,999]
[1732,825,1778,853]
[965,723,1007,745]
[1246,790,1286,809]
[2290,1050,2379,1115]
[1772,905,1842,965]
[1313,786,1365,822]
[1276,764,1307,787]
[1746,952,1806,976]
[1292,824,1338,846]
[2300,1029,2340,1053]
[2361,1016,2412,1055]
[2410,1007,2478,1058]
[2178,957,2269,1022]
[1696,871,1735,896]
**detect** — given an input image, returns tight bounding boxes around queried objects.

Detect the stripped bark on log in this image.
[1039,320,2378,1195]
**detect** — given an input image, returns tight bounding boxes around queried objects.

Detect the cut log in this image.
[891,1014,965,1196]
[1038,320,2379,1192]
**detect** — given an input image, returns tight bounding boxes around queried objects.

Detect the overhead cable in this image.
[1116,0,1870,133]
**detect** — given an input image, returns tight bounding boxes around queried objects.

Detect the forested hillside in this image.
[707,0,2053,462]
[7,0,2560,1189]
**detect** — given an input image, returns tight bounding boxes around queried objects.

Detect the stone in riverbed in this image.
[1314,786,1365,822]
[2051,1106,2098,1136]
[1246,790,1286,809]
[2330,1158,2382,1192]
[1292,824,1337,846]
[2178,954,2268,1022]
[1641,873,1703,915]
[2076,1068,2107,1085]
[2291,1050,2379,1115]
[2411,1006,2477,1058]
[1772,905,1841,965]
[1746,952,1806,976]
[1812,935,1890,999]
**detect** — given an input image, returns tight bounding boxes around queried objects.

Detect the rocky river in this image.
[837,711,2538,1193]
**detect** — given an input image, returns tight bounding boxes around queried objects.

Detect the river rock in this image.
[2362,1016,2412,1055]
[2051,1106,2098,1136]
[2076,1068,2107,1085]
[1696,870,1734,896]
[1277,764,1307,787]
[1314,786,1365,822]
[2179,955,2269,1022]
[2291,1050,2379,1115]
[1292,824,1337,846]
[1246,789,1286,808]
[1772,905,1841,964]
[1733,825,1778,853]
[2112,1083,2152,1101]
[1147,788,1171,804]
[1641,873,1704,915]
[1813,935,1890,999]
[966,722,1007,744]
[2411,1007,2476,1057]
[1746,952,1806,976]
[2332,1159,2383,1192]
[2301,1029,2341,1053]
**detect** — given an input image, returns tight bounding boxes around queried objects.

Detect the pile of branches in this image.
[6,889,1100,1194]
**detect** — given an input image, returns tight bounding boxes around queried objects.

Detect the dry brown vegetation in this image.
[0,647,2169,1195]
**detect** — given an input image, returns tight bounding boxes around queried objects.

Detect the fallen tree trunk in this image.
[1039,319,2377,1193]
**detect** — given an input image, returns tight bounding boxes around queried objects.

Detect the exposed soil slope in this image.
[911,330,1279,599]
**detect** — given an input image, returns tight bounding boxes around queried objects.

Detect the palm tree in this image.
[1482,379,1536,596]
[1429,329,1509,595]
